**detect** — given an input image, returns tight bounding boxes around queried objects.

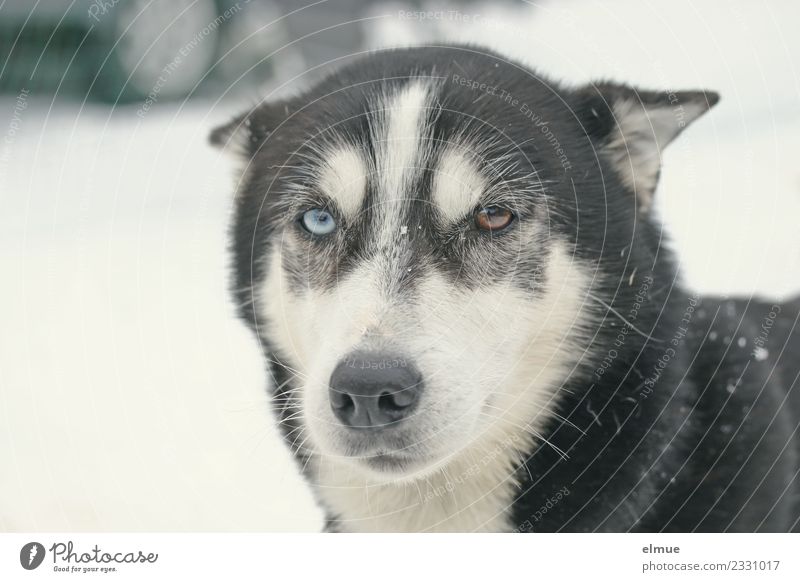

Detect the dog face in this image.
[213,47,717,483]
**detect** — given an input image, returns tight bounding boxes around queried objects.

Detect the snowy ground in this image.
[1,0,799,531]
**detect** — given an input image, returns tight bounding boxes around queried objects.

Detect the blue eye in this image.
[300,208,336,236]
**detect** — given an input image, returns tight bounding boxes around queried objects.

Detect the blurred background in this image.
[1,0,799,531]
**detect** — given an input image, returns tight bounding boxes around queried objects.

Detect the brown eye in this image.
[475,206,515,231]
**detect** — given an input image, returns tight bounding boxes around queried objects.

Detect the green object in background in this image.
[0,0,231,104]
[0,0,466,105]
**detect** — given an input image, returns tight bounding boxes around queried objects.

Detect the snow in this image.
[1,0,799,531]
[0,104,320,531]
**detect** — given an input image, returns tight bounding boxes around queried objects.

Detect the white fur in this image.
[372,81,432,249]
[317,147,368,218]
[432,148,486,223]
[261,234,596,531]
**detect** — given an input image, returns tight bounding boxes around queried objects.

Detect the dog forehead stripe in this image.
[380,81,431,192]
[433,148,486,222]
[374,80,433,246]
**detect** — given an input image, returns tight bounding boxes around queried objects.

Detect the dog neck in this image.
[310,431,528,532]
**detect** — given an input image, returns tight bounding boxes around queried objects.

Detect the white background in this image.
[1,0,799,531]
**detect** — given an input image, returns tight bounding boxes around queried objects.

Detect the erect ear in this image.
[576,82,719,212]
[209,100,291,158]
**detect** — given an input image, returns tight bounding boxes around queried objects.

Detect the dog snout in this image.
[329,352,423,430]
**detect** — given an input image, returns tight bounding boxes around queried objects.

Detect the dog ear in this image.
[209,100,291,158]
[576,82,719,212]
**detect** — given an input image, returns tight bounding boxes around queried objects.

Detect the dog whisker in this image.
[480,408,569,461]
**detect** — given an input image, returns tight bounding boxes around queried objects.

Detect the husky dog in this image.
[211,45,800,532]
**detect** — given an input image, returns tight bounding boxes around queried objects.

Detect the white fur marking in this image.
[374,81,432,249]
[310,243,595,532]
[432,148,486,222]
[317,147,367,218]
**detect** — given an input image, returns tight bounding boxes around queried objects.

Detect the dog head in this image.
[212,46,717,482]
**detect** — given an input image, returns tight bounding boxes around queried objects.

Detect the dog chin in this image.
[316,417,486,483]
[334,443,464,484]
[352,455,440,483]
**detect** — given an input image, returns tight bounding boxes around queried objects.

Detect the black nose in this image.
[329,352,423,429]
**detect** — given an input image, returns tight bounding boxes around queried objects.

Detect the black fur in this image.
[214,45,800,531]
